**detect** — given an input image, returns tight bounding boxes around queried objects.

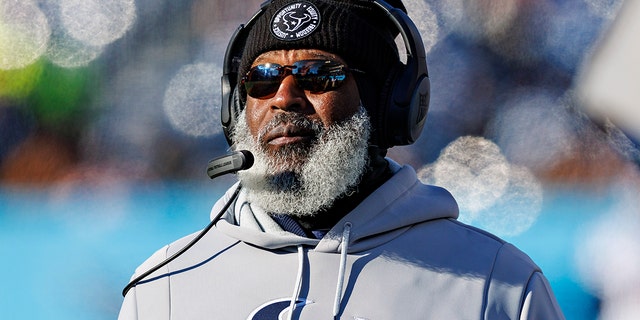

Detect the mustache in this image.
[257,113,324,142]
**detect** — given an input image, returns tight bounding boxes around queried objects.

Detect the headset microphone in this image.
[207,150,254,179]
[122,151,253,297]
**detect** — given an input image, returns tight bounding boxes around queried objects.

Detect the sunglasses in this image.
[241,59,362,99]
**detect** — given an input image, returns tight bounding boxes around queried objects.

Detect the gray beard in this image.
[232,106,371,217]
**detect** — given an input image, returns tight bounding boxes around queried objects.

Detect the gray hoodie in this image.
[118,161,564,319]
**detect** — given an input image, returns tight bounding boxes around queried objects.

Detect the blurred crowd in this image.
[1,0,640,318]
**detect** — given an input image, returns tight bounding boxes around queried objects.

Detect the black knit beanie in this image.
[237,0,403,145]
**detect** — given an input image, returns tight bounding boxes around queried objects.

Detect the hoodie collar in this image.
[212,159,459,253]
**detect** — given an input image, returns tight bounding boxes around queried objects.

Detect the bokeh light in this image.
[425,136,510,215]
[163,63,222,137]
[405,0,440,54]
[418,136,543,237]
[59,0,136,47]
[0,0,50,70]
[46,31,104,69]
[487,88,578,173]
[40,0,106,68]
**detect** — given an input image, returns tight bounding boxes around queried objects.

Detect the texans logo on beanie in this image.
[270,2,321,41]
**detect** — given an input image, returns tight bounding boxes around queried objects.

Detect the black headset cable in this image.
[121,183,242,297]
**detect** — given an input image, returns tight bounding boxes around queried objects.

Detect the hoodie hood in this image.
[211,159,459,253]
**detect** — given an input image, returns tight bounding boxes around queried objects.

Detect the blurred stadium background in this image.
[1,0,639,319]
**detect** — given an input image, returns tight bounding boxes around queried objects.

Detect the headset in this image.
[220,0,430,148]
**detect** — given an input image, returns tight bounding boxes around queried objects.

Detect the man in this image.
[119,0,565,319]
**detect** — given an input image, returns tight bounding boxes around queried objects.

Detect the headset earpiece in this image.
[221,84,244,145]
[383,57,430,147]
[372,1,430,147]
[220,66,235,144]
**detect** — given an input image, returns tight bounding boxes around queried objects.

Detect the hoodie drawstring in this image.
[287,223,352,319]
[288,245,305,320]
[333,222,352,319]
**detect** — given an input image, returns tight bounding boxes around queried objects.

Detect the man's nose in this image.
[270,75,312,114]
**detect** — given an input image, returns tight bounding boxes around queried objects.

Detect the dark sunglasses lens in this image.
[294,61,347,92]
[244,64,283,98]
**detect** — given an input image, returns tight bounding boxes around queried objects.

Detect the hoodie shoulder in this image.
[358,163,460,223]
